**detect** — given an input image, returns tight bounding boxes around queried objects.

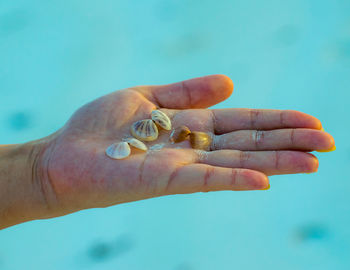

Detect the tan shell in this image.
[151,110,171,130]
[189,131,212,151]
[123,137,148,151]
[106,142,131,160]
[130,119,158,141]
[170,125,191,143]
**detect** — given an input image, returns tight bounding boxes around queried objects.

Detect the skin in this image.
[0,75,335,230]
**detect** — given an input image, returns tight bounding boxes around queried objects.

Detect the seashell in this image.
[130,119,158,141]
[189,131,212,151]
[169,125,191,143]
[123,137,147,151]
[106,142,131,160]
[151,110,172,130]
[149,143,165,151]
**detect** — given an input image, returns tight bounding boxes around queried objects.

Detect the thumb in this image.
[137,74,234,109]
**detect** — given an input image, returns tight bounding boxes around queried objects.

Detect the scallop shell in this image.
[106,142,131,159]
[151,110,172,130]
[169,125,191,143]
[123,137,148,151]
[130,119,158,141]
[189,131,212,151]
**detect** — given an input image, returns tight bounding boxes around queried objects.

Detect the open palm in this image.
[38,75,334,217]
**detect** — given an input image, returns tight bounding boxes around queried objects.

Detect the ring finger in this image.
[196,149,318,176]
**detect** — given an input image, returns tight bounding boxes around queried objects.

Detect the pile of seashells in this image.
[106,110,212,160]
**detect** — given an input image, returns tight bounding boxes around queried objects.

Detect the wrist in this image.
[0,141,51,229]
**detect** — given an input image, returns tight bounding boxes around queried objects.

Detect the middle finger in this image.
[212,128,334,151]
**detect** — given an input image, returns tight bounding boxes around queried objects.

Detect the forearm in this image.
[0,142,48,229]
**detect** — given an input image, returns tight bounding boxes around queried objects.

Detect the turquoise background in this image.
[1,0,349,269]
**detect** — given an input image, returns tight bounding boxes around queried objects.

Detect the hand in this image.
[35,75,335,218]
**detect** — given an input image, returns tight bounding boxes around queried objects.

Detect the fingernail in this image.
[261,183,270,190]
[316,145,336,153]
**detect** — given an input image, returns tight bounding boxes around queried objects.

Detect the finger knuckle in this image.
[253,130,265,149]
[239,151,250,168]
[249,109,261,129]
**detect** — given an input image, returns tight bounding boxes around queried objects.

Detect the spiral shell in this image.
[123,137,147,151]
[106,142,131,160]
[189,131,212,151]
[151,110,172,130]
[130,119,158,141]
[169,125,191,143]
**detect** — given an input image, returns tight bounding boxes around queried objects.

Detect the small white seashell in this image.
[149,143,166,150]
[130,119,158,141]
[123,137,147,151]
[105,142,131,160]
[151,110,172,130]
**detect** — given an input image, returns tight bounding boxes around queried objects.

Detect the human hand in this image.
[33,75,335,218]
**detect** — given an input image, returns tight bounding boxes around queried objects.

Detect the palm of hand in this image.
[39,75,333,215]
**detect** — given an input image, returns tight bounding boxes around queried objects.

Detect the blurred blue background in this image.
[0,0,349,269]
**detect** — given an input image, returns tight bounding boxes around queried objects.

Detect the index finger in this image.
[211,108,323,134]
